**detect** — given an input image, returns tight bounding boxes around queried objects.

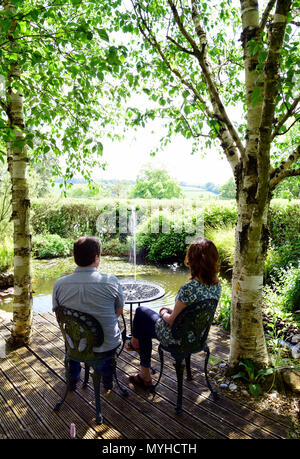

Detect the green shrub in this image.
[136,213,188,263]
[0,236,13,273]
[101,236,129,255]
[31,198,103,238]
[263,264,300,314]
[214,278,232,330]
[29,198,299,270]
[202,201,237,227]
[32,234,73,259]
[268,199,300,270]
[278,265,300,313]
[205,225,235,271]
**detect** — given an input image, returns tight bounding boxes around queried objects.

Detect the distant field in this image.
[181,186,219,199]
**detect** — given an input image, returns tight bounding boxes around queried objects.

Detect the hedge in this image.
[30,198,299,267]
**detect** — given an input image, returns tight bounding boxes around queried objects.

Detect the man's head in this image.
[73,236,101,267]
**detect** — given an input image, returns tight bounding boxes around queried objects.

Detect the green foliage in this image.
[30,198,299,271]
[267,200,300,275]
[32,234,73,259]
[0,0,131,184]
[264,264,300,314]
[66,183,111,199]
[272,177,300,199]
[205,224,235,271]
[202,202,237,227]
[232,359,274,397]
[214,278,232,330]
[30,198,103,238]
[0,169,11,228]
[137,227,188,263]
[218,177,236,199]
[0,236,13,273]
[101,236,129,255]
[130,165,183,199]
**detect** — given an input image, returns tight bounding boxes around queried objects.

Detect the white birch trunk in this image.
[5,1,33,346]
[229,193,270,370]
[227,0,292,372]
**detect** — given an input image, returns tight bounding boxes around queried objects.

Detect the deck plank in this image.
[0,311,294,440]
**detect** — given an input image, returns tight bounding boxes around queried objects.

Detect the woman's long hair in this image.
[184,237,219,285]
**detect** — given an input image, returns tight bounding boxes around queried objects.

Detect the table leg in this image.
[129,303,133,336]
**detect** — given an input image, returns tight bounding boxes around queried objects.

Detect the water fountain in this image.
[129,205,137,282]
[119,204,165,337]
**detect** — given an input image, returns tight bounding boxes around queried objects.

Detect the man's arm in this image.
[52,282,59,311]
[115,306,124,318]
[114,282,124,317]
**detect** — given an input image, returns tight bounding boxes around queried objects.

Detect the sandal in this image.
[129,374,154,390]
[125,341,140,353]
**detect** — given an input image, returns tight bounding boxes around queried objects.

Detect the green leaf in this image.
[97,28,109,42]
[257,367,274,379]
[258,50,267,64]
[232,371,247,380]
[1,20,12,33]
[249,384,261,397]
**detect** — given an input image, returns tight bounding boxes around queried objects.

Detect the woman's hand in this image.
[159,307,172,316]
[160,300,187,326]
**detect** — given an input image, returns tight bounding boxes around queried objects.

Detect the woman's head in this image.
[184,237,219,285]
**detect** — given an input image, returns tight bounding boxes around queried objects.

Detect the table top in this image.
[119,278,165,304]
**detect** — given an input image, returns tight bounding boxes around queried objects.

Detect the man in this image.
[52,236,124,391]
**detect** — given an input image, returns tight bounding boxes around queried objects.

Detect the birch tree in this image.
[0,0,129,346]
[123,0,299,371]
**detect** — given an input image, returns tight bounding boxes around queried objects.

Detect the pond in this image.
[0,256,189,315]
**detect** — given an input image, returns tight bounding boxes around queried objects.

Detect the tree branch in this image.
[258,0,277,34]
[166,35,195,56]
[166,0,200,52]
[178,111,211,138]
[189,0,245,158]
[270,144,300,188]
[270,167,300,189]
[256,0,292,208]
[0,98,8,113]
[132,0,241,173]
[271,95,300,140]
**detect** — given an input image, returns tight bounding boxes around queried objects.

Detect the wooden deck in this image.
[0,310,295,440]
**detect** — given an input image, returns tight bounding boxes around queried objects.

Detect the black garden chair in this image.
[53,306,128,425]
[153,298,219,413]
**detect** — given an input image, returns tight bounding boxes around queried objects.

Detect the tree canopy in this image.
[0,0,130,185]
[130,164,183,198]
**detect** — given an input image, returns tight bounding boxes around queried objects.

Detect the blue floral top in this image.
[155,280,222,347]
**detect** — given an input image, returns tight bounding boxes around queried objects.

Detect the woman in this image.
[126,237,222,388]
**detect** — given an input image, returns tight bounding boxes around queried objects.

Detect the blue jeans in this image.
[132,306,160,368]
[68,347,117,389]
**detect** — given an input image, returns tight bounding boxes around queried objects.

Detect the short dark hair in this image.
[73,236,101,267]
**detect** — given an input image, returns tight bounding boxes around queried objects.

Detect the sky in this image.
[90,1,242,187]
[93,115,234,186]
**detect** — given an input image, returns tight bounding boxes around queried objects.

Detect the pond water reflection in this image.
[1,256,189,315]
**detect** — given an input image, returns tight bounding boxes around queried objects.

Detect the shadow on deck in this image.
[0,311,295,440]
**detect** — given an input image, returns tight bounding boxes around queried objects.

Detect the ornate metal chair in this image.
[53,306,128,425]
[153,298,219,413]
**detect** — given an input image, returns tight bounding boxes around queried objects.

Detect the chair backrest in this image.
[55,306,104,362]
[170,298,218,355]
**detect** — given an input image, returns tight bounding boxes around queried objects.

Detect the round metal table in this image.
[119,278,165,337]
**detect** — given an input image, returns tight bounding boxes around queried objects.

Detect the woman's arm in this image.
[160,300,187,326]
